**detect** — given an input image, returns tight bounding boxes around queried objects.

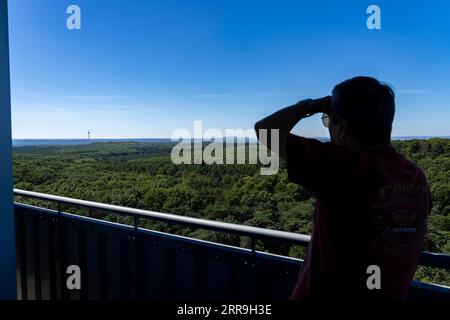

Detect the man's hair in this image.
[331,76,395,146]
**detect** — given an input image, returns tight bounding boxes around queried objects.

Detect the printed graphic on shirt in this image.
[369,184,429,255]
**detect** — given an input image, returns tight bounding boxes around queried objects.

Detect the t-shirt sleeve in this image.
[286,133,353,194]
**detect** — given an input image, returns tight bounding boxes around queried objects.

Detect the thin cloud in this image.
[191,92,324,98]
[18,91,135,100]
[15,110,132,119]
[39,103,63,112]
[89,103,154,109]
[196,105,277,111]
[64,95,134,100]
[90,110,133,114]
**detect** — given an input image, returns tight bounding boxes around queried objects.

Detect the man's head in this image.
[328,76,395,148]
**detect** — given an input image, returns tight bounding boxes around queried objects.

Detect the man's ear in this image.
[338,120,348,140]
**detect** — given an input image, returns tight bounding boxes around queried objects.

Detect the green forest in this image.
[12,138,450,286]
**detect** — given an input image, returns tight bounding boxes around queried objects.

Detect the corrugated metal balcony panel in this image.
[15,203,301,300]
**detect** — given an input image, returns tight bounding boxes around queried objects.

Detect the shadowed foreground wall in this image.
[0,0,16,300]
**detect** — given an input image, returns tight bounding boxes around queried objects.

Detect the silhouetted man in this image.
[255,76,430,299]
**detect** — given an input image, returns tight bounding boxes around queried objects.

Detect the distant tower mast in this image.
[88,130,91,142]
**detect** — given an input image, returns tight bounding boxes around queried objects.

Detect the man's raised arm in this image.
[254,96,332,160]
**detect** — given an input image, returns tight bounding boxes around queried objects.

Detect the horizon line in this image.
[12,135,450,140]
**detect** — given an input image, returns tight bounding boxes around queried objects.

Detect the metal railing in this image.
[13,188,450,269]
[13,189,310,253]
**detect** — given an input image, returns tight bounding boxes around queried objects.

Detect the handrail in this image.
[13,188,450,270]
[13,189,311,248]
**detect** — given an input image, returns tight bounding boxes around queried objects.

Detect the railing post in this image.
[0,0,16,300]
[133,216,139,232]
[251,237,256,254]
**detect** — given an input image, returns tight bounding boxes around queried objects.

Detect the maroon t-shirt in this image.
[287,134,431,299]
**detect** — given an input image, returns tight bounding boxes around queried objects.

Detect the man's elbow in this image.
[255,120,282,141]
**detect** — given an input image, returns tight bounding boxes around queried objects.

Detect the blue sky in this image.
[8,0,450,139]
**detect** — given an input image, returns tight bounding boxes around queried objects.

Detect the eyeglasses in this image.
[321,113,330,128]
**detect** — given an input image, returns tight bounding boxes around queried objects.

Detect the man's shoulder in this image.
[389,148,427,176]
[374,147,430,188]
